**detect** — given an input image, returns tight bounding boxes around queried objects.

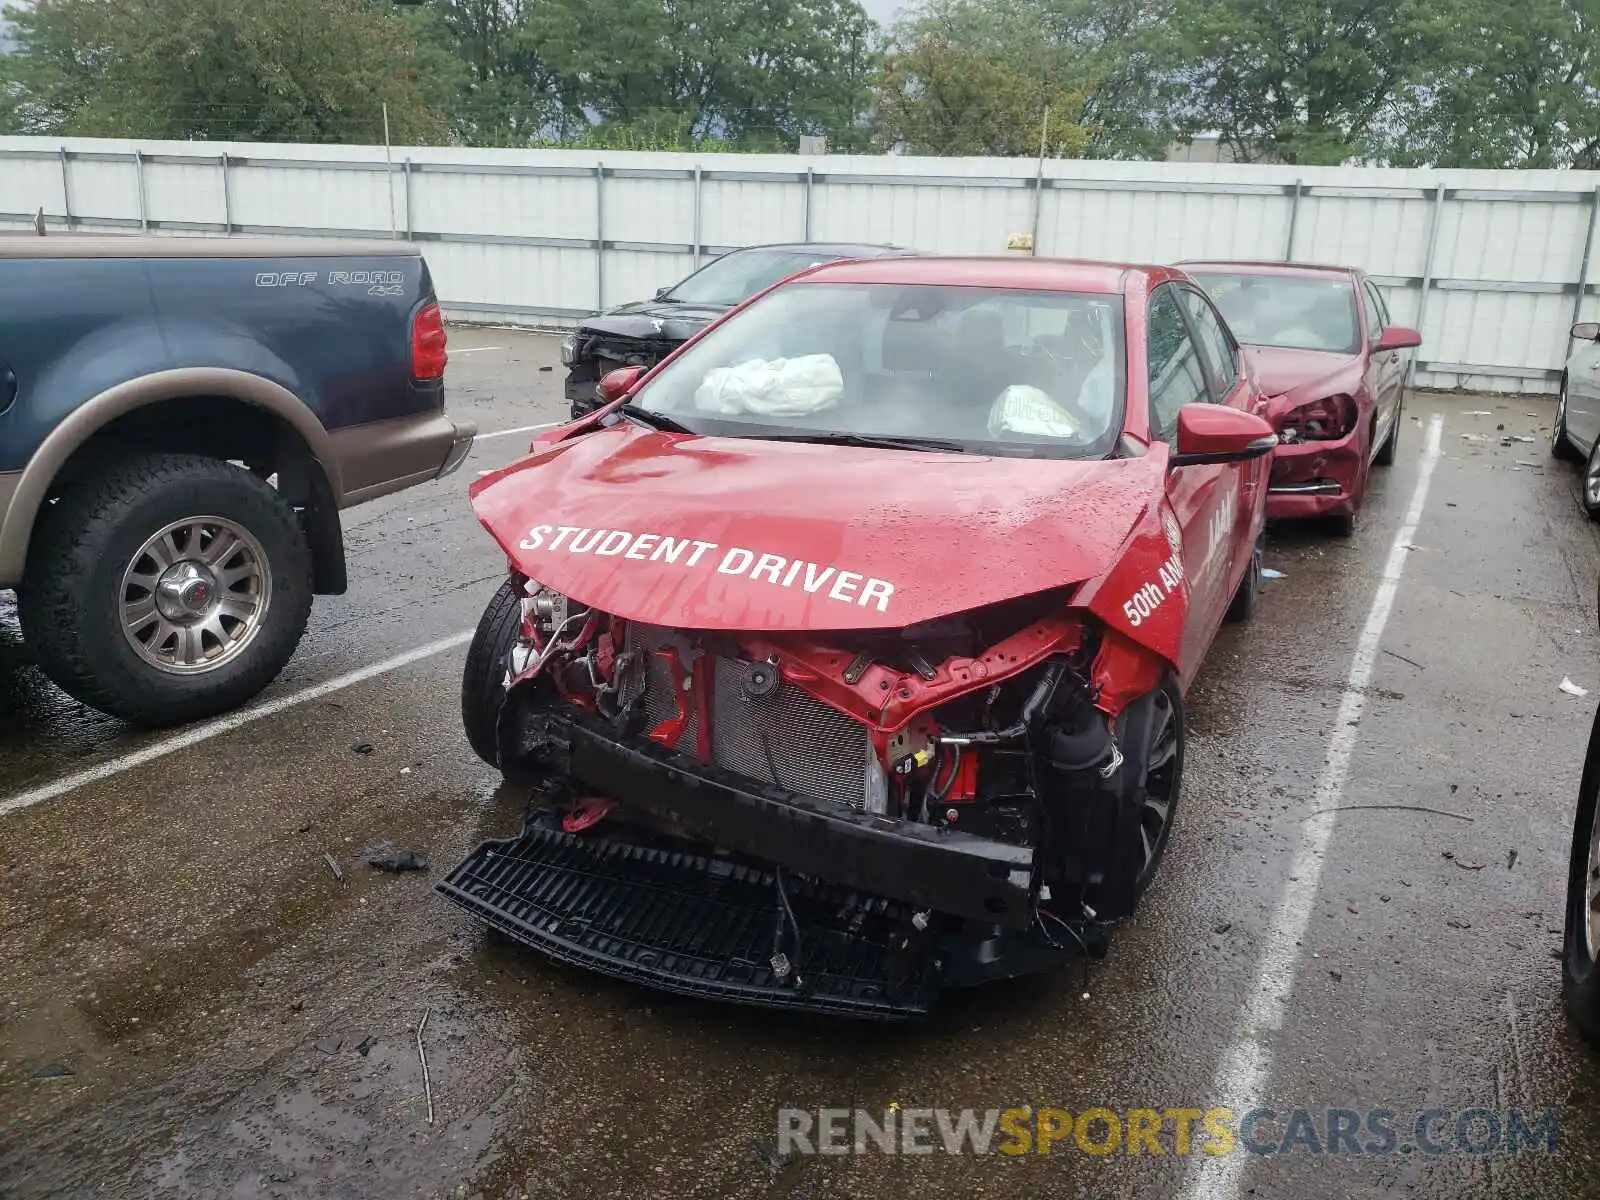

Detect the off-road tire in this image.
[1225,535,1263,623]
[462,578,521,767]
[1563,704,1600,1047]
[19,453,312,727]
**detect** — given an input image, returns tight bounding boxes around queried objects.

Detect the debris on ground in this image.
[1447,918,1472,929]
[1452,858,1486,871]
[1262,568,1287,580]
[1212,921,1232,935]
[351,743,375,755]
[539,364,553,372]
[30,1063,74,1080]
[416,1009,435,1125]
[323,852,344,882]
[355,1036,377,1056]
[1329,969,1343,982]
[1463,410,1493,417]
[315,1036,343,1055]
[1561,676,1590,698]
[1508,849,1519,870]
[368,850,429,874]
[1383,648,1424,669]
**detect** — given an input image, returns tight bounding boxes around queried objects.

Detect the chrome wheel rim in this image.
[1136,690,1180,885]
[1586,805,1600,962]
[119,517,271,674]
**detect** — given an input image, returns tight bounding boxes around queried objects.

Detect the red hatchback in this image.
[1182,260,1422,536]
[445,257,1276,1015]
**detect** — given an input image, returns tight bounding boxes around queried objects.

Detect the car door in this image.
[1567,328,1600,455]
[1178,285,1266,621]
[1361,277,1404,455]
[1148,285,1238,672]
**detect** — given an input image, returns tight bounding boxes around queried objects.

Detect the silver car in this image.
[1552,321,1600,514]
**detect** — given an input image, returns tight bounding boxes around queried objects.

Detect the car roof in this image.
[796,255,1174,294]
[1179,259,1361,281]
[727,242,913,257]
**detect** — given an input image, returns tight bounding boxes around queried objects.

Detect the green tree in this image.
[1378,0,1600,168]
[1176,0,1450,164]
[0,0,450,142]
[874,0,1186,159]
[521,0,877,148]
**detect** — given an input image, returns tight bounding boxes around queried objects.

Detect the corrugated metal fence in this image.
[3,135,1599,393]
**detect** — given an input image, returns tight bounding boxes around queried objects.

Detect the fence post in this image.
[58,146,72,229]
[403,158,414,241]
[1572,185,1600,331]
[692,165,703,268]
[1409,180,1447,386]
[220,153,234,234]
[1284,179,1303,261]
[594,163,605,310]
[133,149,148,231]
[804,166,814,241]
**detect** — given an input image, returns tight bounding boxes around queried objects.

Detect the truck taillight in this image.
[411,301,447,380]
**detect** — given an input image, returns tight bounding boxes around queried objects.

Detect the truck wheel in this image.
[462,579,521,767]
[19,453,312,727]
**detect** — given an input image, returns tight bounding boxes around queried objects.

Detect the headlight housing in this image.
[559,332,579,366]
[1277,394,1356,443]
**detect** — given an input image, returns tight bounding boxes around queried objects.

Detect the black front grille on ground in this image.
[438,821,941,1019]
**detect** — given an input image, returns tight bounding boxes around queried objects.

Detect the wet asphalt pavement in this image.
[4,330,1600,1199]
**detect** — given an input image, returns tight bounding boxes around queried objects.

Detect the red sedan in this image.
[1181,260,1422,536]
[445,257,1276,1016]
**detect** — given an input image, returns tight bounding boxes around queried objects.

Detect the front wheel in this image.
[462,579,522,766]
[1555,375,1583,463]
[1563,704,1600,1045]
[1582,436,1600,521]
[1122,675,1184,903]
[19,454,312,727]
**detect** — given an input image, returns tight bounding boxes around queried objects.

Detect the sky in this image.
[862,0,905,26]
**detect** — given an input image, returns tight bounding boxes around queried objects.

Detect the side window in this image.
[1180,288,1239,395]
[1362,279,1389,339]
[1147,287,1209,442]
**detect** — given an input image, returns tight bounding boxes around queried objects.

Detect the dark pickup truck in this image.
[0,235,475,726]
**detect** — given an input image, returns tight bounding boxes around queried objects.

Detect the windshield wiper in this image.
[618,403,694,433]
[761,431,968,453]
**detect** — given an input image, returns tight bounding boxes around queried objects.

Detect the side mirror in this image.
[1170,404,1278,468]
[596,365,646,404]
[1574,322,1600,342]
[1375,325,1422,352]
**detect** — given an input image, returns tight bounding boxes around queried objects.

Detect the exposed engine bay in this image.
[438,573,1182,1015]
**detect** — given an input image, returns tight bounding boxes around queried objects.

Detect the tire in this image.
[1120,674,1184,904]
[1564,703,1600,1046]
[461,578,522,767]
[1224,535,1263,623]
[1583,436,1600,521]
[1374,398,1401,467]
[1555,374,1583,463]
[19,454,312,727]
[1326,510,1358,538]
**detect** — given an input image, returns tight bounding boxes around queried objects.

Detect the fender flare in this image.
[0,367,340,585]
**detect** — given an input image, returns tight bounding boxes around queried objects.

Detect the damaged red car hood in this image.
[470,424,1162,631]
[1243,345,1363,402]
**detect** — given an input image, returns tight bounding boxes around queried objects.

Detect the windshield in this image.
[1189,271,1360,355]
[630,282,1126,457]
[665,248,847,307]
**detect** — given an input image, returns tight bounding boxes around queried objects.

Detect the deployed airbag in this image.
[694,354,844,416]
[987,385,1082,440]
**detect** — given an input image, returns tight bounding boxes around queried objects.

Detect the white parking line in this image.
[450,346,506,354]
[0,630,474,819]
[476,421,562,441]
[1183,411,1445,1198]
